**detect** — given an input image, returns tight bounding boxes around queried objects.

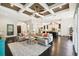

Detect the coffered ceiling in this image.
[30,3,45,12]
[39,11,51,16]
[46,3,55,6]
[52,3,69,12]
[1,3,21,11]
[0,3,70,18]
[23,10,33,15]
[20,3,26,5]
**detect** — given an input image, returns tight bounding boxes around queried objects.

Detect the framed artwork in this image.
[7,24,14,35]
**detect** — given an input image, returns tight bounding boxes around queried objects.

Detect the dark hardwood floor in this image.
[50,36,76,56]
[5,41,13,56]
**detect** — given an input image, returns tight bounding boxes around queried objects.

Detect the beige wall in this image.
[61,17,73,36]
[0,17,17,37]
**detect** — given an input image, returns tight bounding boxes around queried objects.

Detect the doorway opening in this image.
[17,25,21,35]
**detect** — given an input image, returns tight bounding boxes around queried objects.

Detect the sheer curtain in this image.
[73,4,79,55]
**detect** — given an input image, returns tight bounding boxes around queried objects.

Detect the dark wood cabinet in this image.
[6,36,17,43]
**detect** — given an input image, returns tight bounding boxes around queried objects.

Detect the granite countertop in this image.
[8,41,51,56]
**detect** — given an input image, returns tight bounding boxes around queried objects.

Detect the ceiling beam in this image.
[10,3,25,13]
[39,3,55,14]
[19,3,35,12]
[24,3,44,17]
[25,3,34,8]
[12,3,23,8]
[50,3,67,9]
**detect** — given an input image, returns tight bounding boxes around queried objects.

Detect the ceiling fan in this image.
[32,5,45,17]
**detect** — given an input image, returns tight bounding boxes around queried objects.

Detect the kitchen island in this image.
[8,41,51,56]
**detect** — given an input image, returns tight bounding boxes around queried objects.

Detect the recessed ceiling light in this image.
[59,6,62,8]
[10,4,14,7]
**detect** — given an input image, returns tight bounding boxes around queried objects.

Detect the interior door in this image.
[17,26,21,35]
